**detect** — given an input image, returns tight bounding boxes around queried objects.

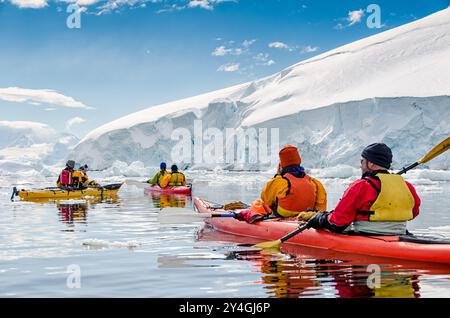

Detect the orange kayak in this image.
[194,197,450,264]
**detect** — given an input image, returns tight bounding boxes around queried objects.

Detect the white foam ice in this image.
[81,239,143,249]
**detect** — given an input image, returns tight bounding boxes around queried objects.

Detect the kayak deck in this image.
[194,197,450,264]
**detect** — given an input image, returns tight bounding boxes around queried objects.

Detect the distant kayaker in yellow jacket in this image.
[147,162,168,186]
[160,164,187,188]
[260,145,327,218]
[72,164,97,189]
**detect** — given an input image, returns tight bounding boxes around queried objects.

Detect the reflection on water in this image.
[147,193,190,209]
[197,225,450,298]
[56,196,121,228]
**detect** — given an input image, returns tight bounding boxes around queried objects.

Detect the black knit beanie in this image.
[361,143,393,169]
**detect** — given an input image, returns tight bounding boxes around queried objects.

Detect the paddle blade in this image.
[124,179,149,189]
[158,207,210,224]
[418,137,450,164]
[254,239,282,249]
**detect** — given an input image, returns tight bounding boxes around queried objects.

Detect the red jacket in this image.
[328,176,421,227]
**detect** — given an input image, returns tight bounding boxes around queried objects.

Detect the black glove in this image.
[308,211,349,233]
[307,211,331,230]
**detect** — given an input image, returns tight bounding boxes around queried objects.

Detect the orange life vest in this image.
[277,173,316,217]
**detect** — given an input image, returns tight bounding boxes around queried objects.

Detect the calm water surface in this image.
[1,171,450,297]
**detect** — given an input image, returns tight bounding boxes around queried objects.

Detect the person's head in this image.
[279,145,302,169]
[360,143,393,174]
[66,160,75,169]
[171,164,178,173]
[160,162,167,171]
[80,164,88,172]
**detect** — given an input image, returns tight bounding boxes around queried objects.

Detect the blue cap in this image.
[160,162,167,169]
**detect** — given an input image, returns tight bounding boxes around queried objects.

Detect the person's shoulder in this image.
[348,178,371,190]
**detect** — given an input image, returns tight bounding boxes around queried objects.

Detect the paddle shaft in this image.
[397,137,449,175]
[210,213,236,218]
[279,223,311,244]
[397,162,419,175]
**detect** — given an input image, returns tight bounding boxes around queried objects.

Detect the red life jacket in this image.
[59,169,73,186]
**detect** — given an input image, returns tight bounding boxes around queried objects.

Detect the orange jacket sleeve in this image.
[261,176,289,209]
[310,177,327,211]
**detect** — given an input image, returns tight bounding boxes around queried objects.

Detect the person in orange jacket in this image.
[236,145,327,223]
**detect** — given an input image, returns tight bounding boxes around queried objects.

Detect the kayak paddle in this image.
[158,207,236,224]
[253,222,311,249]
[124,179,149,189]
[397,136,450,175]
[254,137,450,250]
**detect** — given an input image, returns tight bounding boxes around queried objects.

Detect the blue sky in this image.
[0,0,449,138]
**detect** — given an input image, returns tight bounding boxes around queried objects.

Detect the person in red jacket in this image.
[56,160,75,189]
[301,143,421,235]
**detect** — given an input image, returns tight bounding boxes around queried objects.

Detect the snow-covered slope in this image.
[72,8,450,170]
[0,121,79,176]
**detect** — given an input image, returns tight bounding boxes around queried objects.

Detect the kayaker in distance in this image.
[298,143,421,235]
[235,145,327,223]
[56,160,75,189]
[147,162,168,186]
[72,164,98,189]
[160,164,187,188]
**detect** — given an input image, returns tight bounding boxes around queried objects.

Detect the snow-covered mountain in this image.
[72,8,450,171]
[0,121,79,176]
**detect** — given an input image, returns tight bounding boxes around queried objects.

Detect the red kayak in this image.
[145,184,192,195]
[194,197,450,264]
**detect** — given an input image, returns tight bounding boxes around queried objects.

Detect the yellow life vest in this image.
[169,172,186,186]
[160,172,186,188]
[368,174,415,222]
[72,170,83,187]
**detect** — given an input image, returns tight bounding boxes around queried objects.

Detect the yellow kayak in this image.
[12,183,122,201]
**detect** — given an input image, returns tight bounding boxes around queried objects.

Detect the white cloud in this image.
[10,0,48,8]
[65,116,86,131]
[211,45,243,56]
[0,87,92,109]
[268,42,290,50]
[300,45,319,54]
[242,39,256,48]
[188,0,213,10]
[75,0,101,5]
[254,53,275,66]
[217,63,240,72]
[212,46,230,56]
[335,9,366,29]
[347,9,365,26]
[187,0,237,11]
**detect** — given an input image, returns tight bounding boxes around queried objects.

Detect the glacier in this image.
[0,121,79,177]
[72,8,450,171]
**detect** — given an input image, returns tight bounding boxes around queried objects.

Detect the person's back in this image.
[302,143,421,235]
[160,164,186,188]
[72,165,90,189]
[56,160,75,189]
[260,145,327,218]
